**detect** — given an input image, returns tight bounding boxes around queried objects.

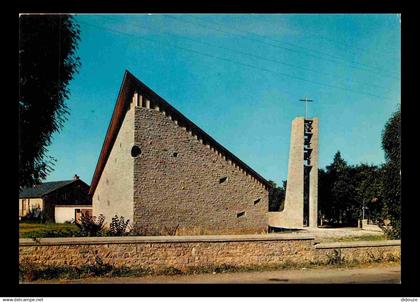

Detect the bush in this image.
[20,208,46,223]
[108,215,131,236]
[326,249,345,265]
[75,213,106,237]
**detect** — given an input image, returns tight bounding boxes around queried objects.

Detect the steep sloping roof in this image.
[89,70,272,195]
[19,180,76,198]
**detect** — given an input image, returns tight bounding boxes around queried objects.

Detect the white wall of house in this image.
[55,205,92,223]
[19,198,44,217]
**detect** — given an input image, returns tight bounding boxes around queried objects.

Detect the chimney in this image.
[73,174,80,180]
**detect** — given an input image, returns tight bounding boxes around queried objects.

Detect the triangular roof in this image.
[19,179,84,198]
[89,70,272,196]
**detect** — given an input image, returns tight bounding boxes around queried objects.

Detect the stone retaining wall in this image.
[19,234,400,272]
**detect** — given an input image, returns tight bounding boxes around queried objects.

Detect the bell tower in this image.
[267,99,318,229]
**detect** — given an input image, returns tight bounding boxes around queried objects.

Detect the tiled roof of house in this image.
[19,180,76,198]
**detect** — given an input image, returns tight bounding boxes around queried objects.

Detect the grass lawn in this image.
[19,222,79,238]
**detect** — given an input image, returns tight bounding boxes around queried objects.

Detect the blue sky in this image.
[44,14,401,186]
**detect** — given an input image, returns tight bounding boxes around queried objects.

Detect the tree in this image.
[352,164,383,223]
[380,107,401,238]
[19,15,81,188]
[268,180,286,211]
[325,151,356,225]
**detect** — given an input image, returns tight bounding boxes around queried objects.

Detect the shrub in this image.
[75,213,106,236]
[108,215,131,236]
[20,208,46,223]
[326,249,345,265]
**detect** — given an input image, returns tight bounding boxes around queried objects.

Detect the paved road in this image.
[29,263,400,284]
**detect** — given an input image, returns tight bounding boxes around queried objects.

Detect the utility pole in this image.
[299,97,314,119]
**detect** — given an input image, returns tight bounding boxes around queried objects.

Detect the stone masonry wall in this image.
[19,235,400,272]
[133,107,269,235]
[93,107,135,224]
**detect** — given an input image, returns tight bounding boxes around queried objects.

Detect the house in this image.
[19,175,92,223]
[89,70,272,235]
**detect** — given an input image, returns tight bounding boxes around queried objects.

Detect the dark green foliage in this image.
[318,152,383,227]
[20,208,46,223]
[75,213,106,237]
[19,15,81,188]
[318,107,400,239]
[268,180,286,211]
[108,215,131,236]
[379,107,401,239]
[318,151,357,226]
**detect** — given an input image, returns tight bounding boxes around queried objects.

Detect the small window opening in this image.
[219,176,228,184]
[131,145,142,157]
[173,152,178,157]
[237,211,245,218]
[254,198,261,205]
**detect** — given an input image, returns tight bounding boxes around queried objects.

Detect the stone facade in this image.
[133,107,268,234]
[19,235,400,272]
[90,71,270,234]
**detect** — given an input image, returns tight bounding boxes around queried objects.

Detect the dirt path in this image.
[27,262,400,284]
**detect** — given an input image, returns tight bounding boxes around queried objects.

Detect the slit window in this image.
[219,176,228,184]
[237,211,245,218]
[254,198,261,205]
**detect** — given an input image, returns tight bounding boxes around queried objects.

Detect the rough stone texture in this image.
[19,235,400,271]
[309,118,318,228]
[133,106,268,235]
[268,117,304,228]
[93,106,135,224]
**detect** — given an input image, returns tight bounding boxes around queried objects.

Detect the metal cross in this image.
[299,97,314,119]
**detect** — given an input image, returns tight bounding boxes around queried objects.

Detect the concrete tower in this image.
[268,117,319,229]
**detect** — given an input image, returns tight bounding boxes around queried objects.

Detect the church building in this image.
[89,70,272,235]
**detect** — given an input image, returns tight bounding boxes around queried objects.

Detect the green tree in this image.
[268,180,286,211]
[380,107,401,238]
[352,164,383,222]
[19,15,81,188]
[326,151,356,225]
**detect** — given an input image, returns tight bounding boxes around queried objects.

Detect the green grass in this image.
[19,222,79,238]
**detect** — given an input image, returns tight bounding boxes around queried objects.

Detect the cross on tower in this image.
[299,97,314,119]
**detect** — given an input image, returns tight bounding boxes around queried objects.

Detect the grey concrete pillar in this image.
[283,117,305,228]
[309,118,319,228]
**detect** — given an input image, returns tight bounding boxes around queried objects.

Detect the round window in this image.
[131,145,142,157]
